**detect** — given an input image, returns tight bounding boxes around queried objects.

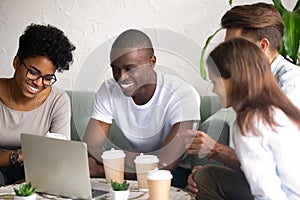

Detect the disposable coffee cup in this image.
[101,148,125,183]
[134,153,159,190]
[147,169,173,200]
[46,133,67,140]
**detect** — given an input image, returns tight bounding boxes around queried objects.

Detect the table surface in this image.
[0,178,195,200]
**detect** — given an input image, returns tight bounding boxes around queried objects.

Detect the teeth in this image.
[29,85,38,92]
[121,82,134,89]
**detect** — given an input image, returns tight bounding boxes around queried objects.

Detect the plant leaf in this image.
[199,27,222,80]
[14,182,36,196]
[111,180,129,191]
[272,0,284,12]
[293,0,300,11]
[273,0,300,64]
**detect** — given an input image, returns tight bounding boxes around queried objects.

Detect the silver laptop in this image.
[21,133,108,199]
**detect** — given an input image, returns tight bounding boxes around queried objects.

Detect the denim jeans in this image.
[0,164,25,186]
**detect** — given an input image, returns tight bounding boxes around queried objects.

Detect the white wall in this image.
[0,0,296,94]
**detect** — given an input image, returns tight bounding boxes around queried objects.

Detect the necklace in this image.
[7,79,38,110]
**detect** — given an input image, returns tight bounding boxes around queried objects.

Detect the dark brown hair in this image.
[207,38,300,135]
[221,3,284,52]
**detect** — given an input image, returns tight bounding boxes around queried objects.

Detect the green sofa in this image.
[66,90,235,165]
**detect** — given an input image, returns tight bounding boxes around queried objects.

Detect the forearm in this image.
[83,119,110,161]
[208,143,241,171]
[88,156,105,178]
[0,150,13,167]
[158,138,185,172]
[159,121,193,171]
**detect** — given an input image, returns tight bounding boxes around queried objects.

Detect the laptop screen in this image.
[21,133,108,199]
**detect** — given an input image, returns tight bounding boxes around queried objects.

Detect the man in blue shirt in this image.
[186,3,300,199]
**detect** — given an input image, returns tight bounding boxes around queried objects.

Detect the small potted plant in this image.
[13,182,36,200]
[111,180,130,200]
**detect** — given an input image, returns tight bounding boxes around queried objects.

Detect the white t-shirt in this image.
[92,71,200,152]
[233,108,300,200]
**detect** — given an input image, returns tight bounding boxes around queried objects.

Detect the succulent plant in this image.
[13,182,36,196]
[111,180,129,191]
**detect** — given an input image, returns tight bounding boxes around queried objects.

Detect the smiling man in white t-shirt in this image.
[83,29,200,188]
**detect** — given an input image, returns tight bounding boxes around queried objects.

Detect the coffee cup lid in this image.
[46,133,67,140]
[134,153,159,164]
[101,148,126,159]
[147,169,173,180]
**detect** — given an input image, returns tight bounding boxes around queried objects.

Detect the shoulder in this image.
[157,72,199,101]
[96,78,120,97]
[98,78,117,91]
[272,55,300,75]
[158,72,197,93]
[48,87,70,104]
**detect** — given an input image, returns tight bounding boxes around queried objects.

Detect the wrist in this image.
[10,150,23,166]
[207,142,218,159]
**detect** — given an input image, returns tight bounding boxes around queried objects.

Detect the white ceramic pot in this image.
[111,189,130,200]
[14,193,36,200]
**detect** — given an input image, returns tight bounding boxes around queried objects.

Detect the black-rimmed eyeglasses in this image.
[22,62,57,86]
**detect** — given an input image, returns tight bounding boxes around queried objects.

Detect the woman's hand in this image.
[185,165,202,197]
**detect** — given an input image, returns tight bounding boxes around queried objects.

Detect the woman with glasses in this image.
[0,23,75,186]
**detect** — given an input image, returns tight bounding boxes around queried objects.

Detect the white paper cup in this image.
[134,153,159,190]
[147,169,173,200]
[46,133,67,140]
[101,148,126,183]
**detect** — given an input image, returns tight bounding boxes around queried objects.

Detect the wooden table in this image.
[0,179,195,200]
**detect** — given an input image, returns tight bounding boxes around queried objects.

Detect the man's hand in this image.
[181,129,241,170]
[186,165,202,197]
[181,130,217,158]
[88,157,105,178]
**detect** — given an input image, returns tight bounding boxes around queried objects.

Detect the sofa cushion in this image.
[66,91,225,144]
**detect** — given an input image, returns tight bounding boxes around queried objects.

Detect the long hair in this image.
[221,3,284,52]
[206,38,300,135]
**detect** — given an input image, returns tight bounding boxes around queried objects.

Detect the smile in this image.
[120,82,134,89]
[27,84,39,93]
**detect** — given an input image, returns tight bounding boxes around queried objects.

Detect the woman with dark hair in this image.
[187,38,300,200]
[0,23,75,186]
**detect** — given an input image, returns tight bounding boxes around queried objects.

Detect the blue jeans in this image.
[171,167,192,189]
[0,164,25,186]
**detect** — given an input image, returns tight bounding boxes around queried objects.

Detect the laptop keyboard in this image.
[92,189,109,198]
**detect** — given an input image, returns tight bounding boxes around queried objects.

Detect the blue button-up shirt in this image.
[271,54,300,109]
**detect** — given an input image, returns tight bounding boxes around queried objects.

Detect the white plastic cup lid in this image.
[147,169,173,180]
[134,153,159,164]
[46,133,67,140]
[101,148,126,159]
